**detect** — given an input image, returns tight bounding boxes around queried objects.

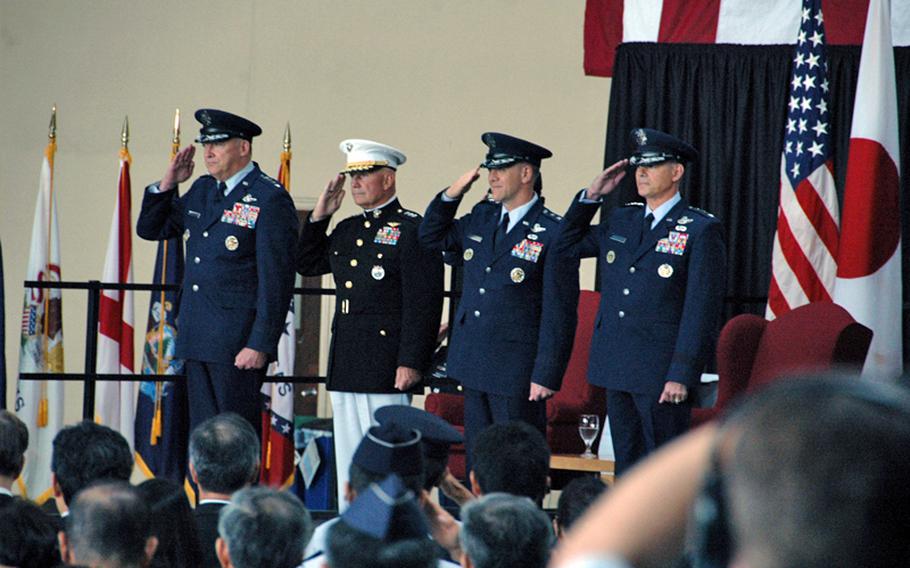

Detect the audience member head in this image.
[460,492,554,568]
[189,412,260,497]
[51,420,133,510]
[137,478,203,568]
[347,422,424,501]
[554,476,608,538]
[0,410,28,489]
[0,497,60,568]
[60,481,157,568]
[215,486,312,568]
[375,405,463,490]
[472,421,550,505]
[696,376,910,568]
[326,474,438,568]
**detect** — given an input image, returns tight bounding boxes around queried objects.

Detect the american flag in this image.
[766,0,839,318]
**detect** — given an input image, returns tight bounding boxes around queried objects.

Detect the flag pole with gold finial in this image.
[264,123,292,476]
[38,105,58,428]
[151,109,180,445]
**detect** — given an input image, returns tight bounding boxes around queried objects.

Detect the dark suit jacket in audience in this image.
[195,501,227,568]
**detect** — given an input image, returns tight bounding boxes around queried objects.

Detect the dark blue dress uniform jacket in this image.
[296,199,444,394]
[136,163,299,364]
[556,195,726,398]
[419,191,568,397]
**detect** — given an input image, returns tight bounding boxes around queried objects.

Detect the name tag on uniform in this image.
[374,226,401,245]
[221,203,260,229]
[511,239,544,263]
[609,234,627,244]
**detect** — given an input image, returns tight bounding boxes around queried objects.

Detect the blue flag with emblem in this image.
[134,227,188,483]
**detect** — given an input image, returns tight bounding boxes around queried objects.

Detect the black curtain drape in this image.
[602,43,910,361]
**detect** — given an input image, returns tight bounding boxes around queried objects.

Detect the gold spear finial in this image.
[48,105,57,141]
[121,116,130,149]
[283,122,291,152]
[173,108,181,145]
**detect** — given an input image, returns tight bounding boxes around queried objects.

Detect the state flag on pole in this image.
[833,0,902,378]
[260,139,296,488]
[16,132,65,503]
[766,0,839,319]
[133,218,187,483]
[95,146,136,445]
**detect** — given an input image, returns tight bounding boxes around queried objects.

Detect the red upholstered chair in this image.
[424,290,605,480]
[423,392,468,480]
[692,301,873,426]
[545,290,606,455]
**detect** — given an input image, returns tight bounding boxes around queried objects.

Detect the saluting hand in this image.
[311,174,346,222]
[160,145,196,192]
[444,166,482,199]
[585,159,629,200]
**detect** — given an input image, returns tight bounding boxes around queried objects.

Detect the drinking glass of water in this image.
[578,414,600,458]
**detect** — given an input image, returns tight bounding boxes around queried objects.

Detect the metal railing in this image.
[19,278,463,420]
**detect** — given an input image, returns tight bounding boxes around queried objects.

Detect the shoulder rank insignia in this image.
[260,173,282,188]
[688,206,715,218]
[403,210,419,219]
[542,209,563,221]
[623,202,645,208]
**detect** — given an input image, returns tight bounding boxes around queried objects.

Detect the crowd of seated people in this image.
[2,372,909,568]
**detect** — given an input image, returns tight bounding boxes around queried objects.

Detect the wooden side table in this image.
[550,454,616,485]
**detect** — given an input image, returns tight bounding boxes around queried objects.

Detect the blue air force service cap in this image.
[194,109,262,143]
[375,405,464,461]
[339,474,429,542]
[628,128,698,167]
[351,422,423,476]
[339,139,407,173]
[481,132,553,169]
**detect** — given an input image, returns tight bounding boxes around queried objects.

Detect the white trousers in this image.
[329,391,409,512]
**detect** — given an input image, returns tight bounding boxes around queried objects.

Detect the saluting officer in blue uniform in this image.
[419,132,568,464]
[296,139,444,511]
[137,109,299,436]
[553,128,726,475]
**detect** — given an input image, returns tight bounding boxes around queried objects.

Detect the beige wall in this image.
[1,0,611,421]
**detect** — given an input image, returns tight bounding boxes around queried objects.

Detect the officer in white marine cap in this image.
[296,139,444,512]
[137,109,299,437]
[418,132,570,471]
[551,128,726,476]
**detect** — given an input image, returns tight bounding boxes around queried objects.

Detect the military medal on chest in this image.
[221,203,261,229]
[374,224,401,245]
[511,238,544,263]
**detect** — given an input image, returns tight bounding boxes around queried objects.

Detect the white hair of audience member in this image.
[216,486,313,568]
[459,492,554,568]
